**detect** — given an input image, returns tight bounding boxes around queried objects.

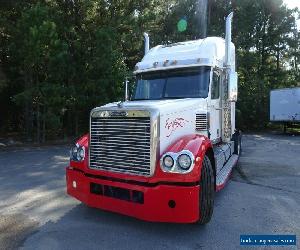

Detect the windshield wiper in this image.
[162,96,186,99]
[132,97,187,101]
[131,98,150,101]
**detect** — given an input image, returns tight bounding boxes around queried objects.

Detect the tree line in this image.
[0,0,299,142]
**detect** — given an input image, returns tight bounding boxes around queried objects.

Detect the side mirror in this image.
[228,72,238,102]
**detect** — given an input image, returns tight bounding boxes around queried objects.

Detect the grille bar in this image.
[90,156,150,165]
[91,136,150,142]
[90,150,150,158]
[90,116,151,176]
[90,159,150,170]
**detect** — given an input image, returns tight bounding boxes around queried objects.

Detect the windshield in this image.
[133,66,210,100]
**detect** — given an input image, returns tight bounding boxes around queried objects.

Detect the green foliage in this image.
[0,0,299,141]
[0,0,129,141]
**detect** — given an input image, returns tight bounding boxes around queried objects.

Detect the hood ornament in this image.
[109,110,128,117]
[117,101,124,108]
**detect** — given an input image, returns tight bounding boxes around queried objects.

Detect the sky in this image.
[283,0,300,9]
[283,0,300,29]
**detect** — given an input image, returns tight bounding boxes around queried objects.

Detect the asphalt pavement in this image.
[0,133,299,250]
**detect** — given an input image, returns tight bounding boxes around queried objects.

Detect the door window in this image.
[211,72,220,99]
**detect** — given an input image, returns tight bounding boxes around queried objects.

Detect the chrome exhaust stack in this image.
[143,32,150,55]
[124,78,128,101]
[225,12,233,67]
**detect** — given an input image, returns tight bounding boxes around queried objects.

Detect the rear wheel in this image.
[196,155,215,225]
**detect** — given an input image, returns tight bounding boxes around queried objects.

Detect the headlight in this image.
[78,147,85,159]
[163,155,174,169]
[160,150,194,173]
[71,146,78,159]
[177,154,192,170]
[70,144,85,162]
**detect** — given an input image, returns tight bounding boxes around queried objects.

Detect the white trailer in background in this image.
[270,87,300,131]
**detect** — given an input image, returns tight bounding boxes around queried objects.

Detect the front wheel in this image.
[196,155,215,225]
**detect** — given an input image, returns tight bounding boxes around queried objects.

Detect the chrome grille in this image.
[196,113,208,131]
[89,116,151,176]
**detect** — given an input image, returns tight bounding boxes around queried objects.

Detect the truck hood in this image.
[93,98,209,154]
[99,98,208,116]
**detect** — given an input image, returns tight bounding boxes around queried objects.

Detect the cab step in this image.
[216,154,238,191]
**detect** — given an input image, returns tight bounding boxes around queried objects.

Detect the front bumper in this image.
[66,167,200,223]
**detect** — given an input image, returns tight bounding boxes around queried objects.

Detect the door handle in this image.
[210,105,222,110]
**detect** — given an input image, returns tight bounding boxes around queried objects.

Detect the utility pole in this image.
[197,0,208,38]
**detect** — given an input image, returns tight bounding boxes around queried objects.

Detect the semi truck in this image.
[66,13,241,224]
[270,87,300,132]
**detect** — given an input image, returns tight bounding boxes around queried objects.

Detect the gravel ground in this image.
[0,133,299,250]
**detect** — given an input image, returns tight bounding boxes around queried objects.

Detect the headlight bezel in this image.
[160,150,195,174]
[70,143,85,162]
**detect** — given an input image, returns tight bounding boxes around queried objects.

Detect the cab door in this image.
[209,71,221,143]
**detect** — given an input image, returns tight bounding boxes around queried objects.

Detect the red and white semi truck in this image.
[66,13,241,224]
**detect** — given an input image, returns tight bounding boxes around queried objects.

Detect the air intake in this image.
[196,113,208,131]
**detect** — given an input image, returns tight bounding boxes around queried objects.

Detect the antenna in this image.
[197,0,208,38]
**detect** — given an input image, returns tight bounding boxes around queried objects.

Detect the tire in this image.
[233,130,242,155]
[196,155,215,225]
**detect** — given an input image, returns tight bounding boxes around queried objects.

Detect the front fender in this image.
[76,133,89,148]
[154,134,213,182]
